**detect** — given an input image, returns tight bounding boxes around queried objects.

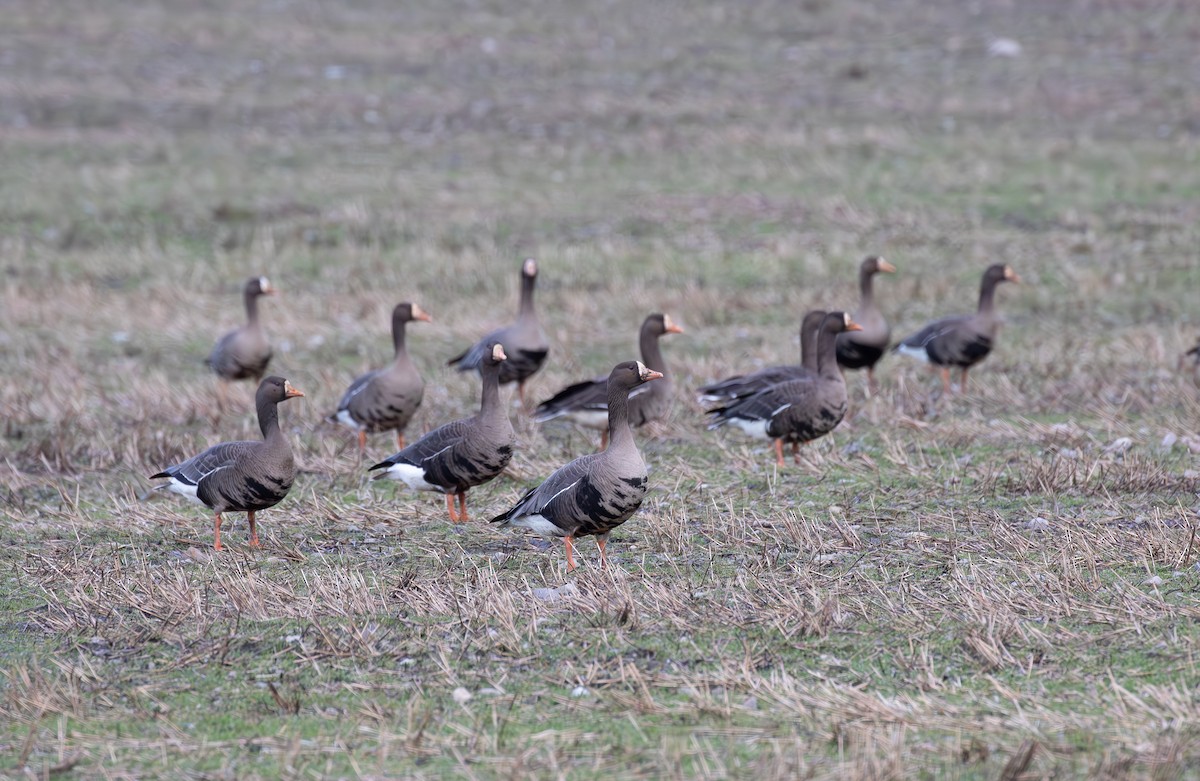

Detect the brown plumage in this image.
[370,343,515,523]
[330,302,431,454]
[152,376,303,550]
[207,276,275,409]
[697,310,826,404]
[533,313,683,450]
[893,264,1020,393]
[448,258,549,410]
[707,312,860,466]
[835,256,896,391]
[492,361,663,571]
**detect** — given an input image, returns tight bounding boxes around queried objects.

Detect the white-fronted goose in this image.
[836,256,896,391]
[707,312,860,466]
[448,258,549,409]
[492,361,662,571]
[151,376,303,550]
[533,313,683,450]
[330,302,432,454]
[207,276,275,409]
[697,309,826,404]
[894,264,1020,393]
[370,342,514,523]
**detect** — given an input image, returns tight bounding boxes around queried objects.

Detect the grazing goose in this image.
[836,256,896,391]
[370,343,514,523]
[448,258,549,410]
[697,309,826,404]
[151,376,303,550]
[893,264,1020,394]
[207,276,275,408]
[533,313,683,450]
[707,312,860,466]
[330,302,432,454]
[492,361,663,571]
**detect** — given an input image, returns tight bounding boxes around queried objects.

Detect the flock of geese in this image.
[152,257,1023,569]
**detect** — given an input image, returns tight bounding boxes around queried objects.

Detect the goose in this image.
[151,376,303,550]
[835,256,896,391]
[707,312,860,466]
[370,343,514,523]
[533,313,683,450]
[207,276,275,409]
[893,264,1020,393]
[697,309,826,404]
[492,361,662,571]
[448,258,549,410]
[330,302,431,454]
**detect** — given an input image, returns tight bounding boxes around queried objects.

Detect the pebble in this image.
[571,686,590,698]
[1026,517,1051,531]
[1143,575,1164,587]
[452,687,473,705]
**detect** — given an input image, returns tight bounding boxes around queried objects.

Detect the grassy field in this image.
[3,0,1200,778]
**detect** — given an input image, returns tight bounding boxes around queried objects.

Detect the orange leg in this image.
[792,441,802,465]
[248,511,260,548]
[357,429,367,455]
[940,367,952,395]
[396,431,406,450]
[960,368,970,394]
[773,439,785,467]
[565,535,577,572]
[599,430,609,452]
[597,536,608,570]
[213,512,224,551]
[445,493,461,523]
[457,491,469,521]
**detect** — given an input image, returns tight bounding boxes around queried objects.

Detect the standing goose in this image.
[697,309,826,404]
[448,258,549,410]
[707,312,860,466]
[330,302,432,454]
[836,256,896,392]
[492,361,663,571]
[151,376,303,550]
[207,276,276,409]
[370,343,514,523]
[533,313,683,450]
[893,264,1020,394]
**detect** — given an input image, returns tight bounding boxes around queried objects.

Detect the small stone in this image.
[284,635,302,643]
[1143,575,1164,587]
[452,687,472,705]
[1161,432,1178,451]
[1026,517,1051,531]
[571,686,590,698]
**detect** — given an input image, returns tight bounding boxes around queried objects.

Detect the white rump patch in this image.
[334,409,361,430]
[381,462,439,492]
[894,343,930,363]
[727,417,772,440]
[563,409,609,430]
[163,478,206,506]
[505,513,565,538]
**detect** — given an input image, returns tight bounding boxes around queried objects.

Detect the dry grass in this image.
[3,0,1200,777]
